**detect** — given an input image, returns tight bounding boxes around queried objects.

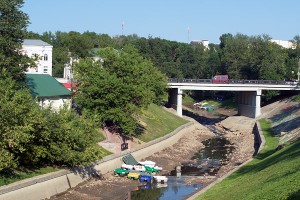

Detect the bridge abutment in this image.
[238,90,261,118]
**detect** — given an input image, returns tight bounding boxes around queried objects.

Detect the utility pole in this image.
[187,27,190,43]
[122,20,124,36]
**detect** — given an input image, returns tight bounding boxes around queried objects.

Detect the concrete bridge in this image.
[167,78,300,118]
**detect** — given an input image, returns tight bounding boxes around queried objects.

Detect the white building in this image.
[269,39,295,49]
[190,40,209,49]
[22,39,53,76]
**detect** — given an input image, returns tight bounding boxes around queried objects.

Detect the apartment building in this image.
[22,39,53,76]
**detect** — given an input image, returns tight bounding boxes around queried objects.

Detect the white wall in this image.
[22,45,53,76]
[39,97,71,111]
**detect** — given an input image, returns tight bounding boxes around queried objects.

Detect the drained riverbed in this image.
[50,115,255,200]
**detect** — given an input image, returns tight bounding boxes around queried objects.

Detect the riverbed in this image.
[50,113,255,200]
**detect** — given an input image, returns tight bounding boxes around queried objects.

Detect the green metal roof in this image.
[26,74,71,97]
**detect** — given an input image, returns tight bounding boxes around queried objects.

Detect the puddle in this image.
[130,177,202,200]
[194,137,235,161]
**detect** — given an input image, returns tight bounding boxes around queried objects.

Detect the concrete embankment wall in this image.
[0,121,195,200]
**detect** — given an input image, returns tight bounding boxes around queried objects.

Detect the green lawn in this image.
[136,103,188,142]
[196,119,300,200]
[0,166,59,187]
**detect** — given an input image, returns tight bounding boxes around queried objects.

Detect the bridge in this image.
[167,78,300,118]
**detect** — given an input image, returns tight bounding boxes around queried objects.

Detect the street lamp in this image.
[298,59,300,82]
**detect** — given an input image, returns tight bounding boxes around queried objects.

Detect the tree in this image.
[52,47,69,77]
[0,76,105,171]
[0,76,43,170]
[73,45,167,135]
[221,34,251,79]
[0,0,32,82]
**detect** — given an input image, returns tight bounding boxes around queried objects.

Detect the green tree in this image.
[37,108,104,167]
[0,76,42,170]
[52,47,69,77]
[0,76,105,171]
[221,33,251,79]
[258,42,287,80]
[0,0,32,82]
[73,45,167,135]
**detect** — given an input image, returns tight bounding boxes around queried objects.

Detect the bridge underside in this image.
[167,88,261,119]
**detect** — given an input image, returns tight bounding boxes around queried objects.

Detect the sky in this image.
[22,0,300,44]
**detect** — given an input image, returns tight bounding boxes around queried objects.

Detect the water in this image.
[130,176,202,200]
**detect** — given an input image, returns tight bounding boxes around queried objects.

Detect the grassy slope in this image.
[0,166,59,187]
[136,104,188,142]
[196,119,300,200]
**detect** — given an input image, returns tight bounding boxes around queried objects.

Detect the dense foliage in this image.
[26,30,300,101]
[27,31,300,82]
[73,45,167,135]
[0,1,106,172]
[0,0,33,82]
[0,77,105,171]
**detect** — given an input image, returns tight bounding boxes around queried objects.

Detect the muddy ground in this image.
[50,107,256,200]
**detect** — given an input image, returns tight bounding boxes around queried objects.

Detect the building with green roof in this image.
[26,74,72,110]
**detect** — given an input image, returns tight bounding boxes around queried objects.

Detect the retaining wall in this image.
[0,121,195,200]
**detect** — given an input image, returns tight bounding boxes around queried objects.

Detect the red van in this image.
[213,75,229,84]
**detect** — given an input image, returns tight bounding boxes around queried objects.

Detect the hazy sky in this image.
[23,0,300,43]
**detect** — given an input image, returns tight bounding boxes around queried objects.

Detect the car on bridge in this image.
[213,75,229,84]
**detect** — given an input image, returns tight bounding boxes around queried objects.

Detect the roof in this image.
[61,83,76,89]
[26,74,71,97]
[23,39,52,47]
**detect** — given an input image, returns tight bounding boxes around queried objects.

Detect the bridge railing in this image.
[168,78,298,85]
[167,78,212,83]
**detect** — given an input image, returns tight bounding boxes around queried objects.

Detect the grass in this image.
[182,95,195,103]
[136,103,188,142]
[98,145,112,157]
[0,166,59,187]
[196,118,300,200]
[292,94,300,102]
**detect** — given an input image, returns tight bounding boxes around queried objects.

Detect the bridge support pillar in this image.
[238,90,261,118]
[167,88,183,117]
[177,89,183,117]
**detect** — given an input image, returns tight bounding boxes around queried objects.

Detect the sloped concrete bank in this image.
[0,121,195,200]
[186,121,265,200]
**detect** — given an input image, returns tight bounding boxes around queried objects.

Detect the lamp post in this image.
[297,59,300,83]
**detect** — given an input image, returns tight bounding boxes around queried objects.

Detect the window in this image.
[43,66,48,73]
[44,54,48,61]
